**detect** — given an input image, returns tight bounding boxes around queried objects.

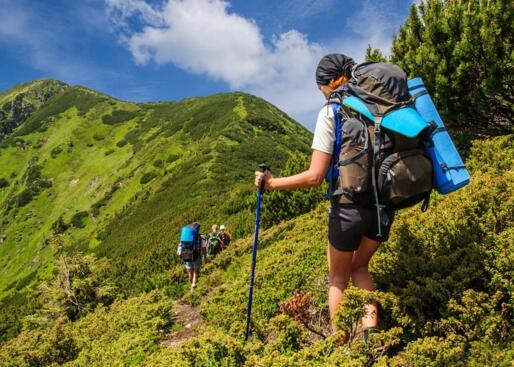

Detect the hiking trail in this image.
[159,300,202,348]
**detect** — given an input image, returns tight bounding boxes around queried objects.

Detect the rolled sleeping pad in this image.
[408,78,470,194]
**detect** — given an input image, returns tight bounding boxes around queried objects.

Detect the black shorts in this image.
[328,203,395,252]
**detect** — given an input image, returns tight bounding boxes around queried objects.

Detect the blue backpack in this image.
[179,223,201,262]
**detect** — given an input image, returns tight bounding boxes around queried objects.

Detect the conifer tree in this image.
[392,0,513,137]
[364,45,388,62]
[36,235,116,322]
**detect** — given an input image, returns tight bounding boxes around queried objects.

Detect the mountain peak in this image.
[1,78,68,98]
[0,79,69,140]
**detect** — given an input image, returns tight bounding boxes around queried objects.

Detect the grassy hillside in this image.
[0,79,68,140]
[0,134,511,366]
[92,93,313,293]
[149,136,513,366]
[0,80,313,341]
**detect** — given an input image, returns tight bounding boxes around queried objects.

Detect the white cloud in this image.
[247,31,326,129]
[127,0,266,86]
[106,0,403,130]
[104,0,165,29]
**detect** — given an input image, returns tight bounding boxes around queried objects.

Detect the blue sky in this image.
[0,0,415,130]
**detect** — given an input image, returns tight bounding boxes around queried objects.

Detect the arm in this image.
[254,149,332,190]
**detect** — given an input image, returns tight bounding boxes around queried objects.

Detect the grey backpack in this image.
[328,62,434,238]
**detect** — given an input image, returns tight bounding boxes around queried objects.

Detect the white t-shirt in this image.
[311,104,336,154]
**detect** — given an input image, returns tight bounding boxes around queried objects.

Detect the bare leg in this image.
[327,242,354,324]
[351,236,380,329]
[192,269,199,287]
[188,269,194,284]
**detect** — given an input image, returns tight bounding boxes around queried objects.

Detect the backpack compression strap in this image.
[371,117,394,239]
[371,118,383,239]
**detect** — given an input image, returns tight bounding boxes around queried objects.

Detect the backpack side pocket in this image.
[338,117,373,194]
[377,149,433,210]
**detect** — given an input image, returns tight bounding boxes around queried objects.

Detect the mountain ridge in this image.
[0,79,68,140]
[0,79,313,304]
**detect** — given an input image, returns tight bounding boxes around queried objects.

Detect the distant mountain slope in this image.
[0,80,312,300]
[0,79,68,140]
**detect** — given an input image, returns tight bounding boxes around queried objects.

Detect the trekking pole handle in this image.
[258,164,270,190]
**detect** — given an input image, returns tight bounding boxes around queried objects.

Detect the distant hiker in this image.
[219,224,231,249]
[255,54,436,339]
[206,224,222,261]
[177,223,206,289]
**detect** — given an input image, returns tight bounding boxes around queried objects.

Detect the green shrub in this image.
[116,139,127,147]
[90,185,119,217]
[51,216,69,234]
[93,134,104,141]
[263,315,306,354]
[140,172,157,185]
[0,177,9,188]
[102,110,138,125]
[15,189,33,207]
[24,165,42,184]
[51,145,63,158]
[70,211,89,228]
[391,0,513,138]
[166,154,180,163]
[0,319,79,367]
[35,237,116,322]
[173,327,246,366]
[0,290,170,367]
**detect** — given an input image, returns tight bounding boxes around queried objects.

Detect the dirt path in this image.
[158,301,202,348]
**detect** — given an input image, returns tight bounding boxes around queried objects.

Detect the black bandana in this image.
[315,53,356,86]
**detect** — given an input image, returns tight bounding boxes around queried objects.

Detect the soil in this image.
[158,300,202,348]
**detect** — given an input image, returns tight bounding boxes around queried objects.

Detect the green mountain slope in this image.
[0,79,68,140]
[0,135,511,366]
[0,80,312,302]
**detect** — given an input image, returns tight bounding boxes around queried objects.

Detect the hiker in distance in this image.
[177,223,207,290]
[254,54,395,337]
[219,224,232,249]
[205,224,222,262]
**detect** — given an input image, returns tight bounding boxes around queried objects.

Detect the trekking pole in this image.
[245,163,269,341]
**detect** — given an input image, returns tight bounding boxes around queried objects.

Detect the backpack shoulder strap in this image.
[325,102,344,196]
[332,103,343,160]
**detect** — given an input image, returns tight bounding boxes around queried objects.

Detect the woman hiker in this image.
[254,54,395,339]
